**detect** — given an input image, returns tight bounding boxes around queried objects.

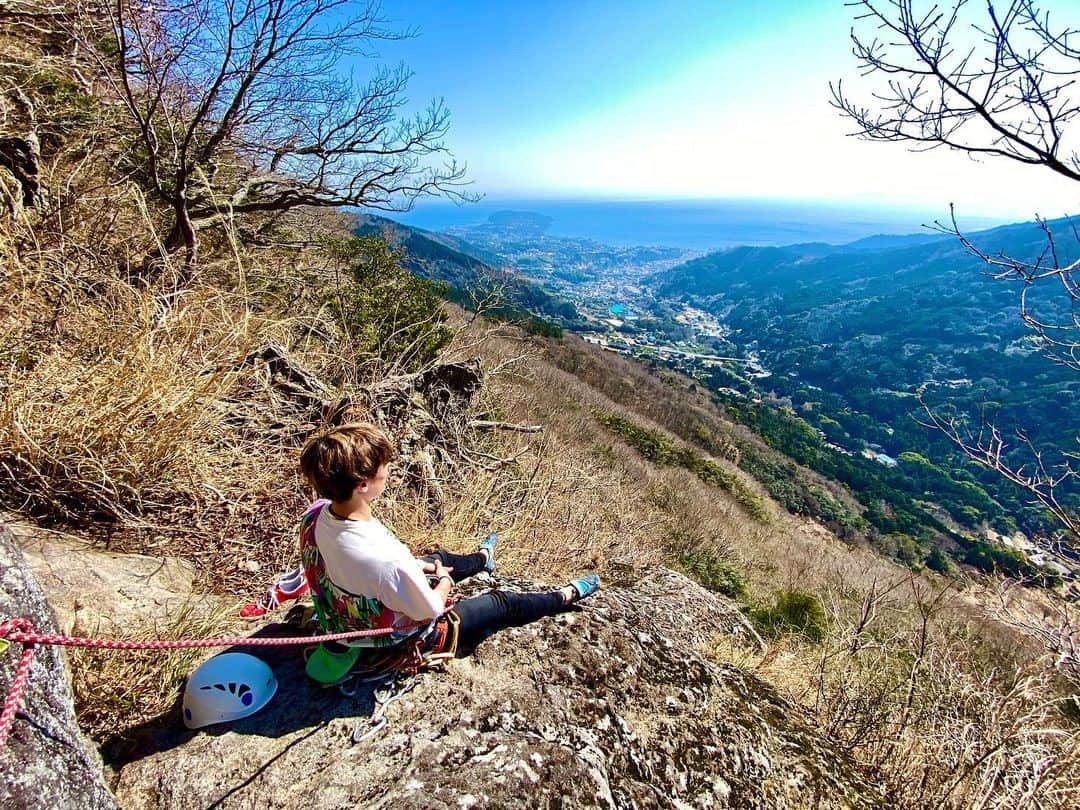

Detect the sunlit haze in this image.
[374,0,1080,223]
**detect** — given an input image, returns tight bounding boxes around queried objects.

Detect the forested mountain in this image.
[648,218,1080,544]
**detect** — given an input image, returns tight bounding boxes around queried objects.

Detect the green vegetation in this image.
[730,429,864,534]
[444,288,564,338]
[722,397,992,560]
[749,588,828,643]
[924,545,952,574]
[677,547,748,599]
[596,411,767,521]
[320,235,452,374]
[651,226,1080,542]
[354,213,581,330]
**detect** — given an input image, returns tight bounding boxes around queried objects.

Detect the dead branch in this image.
[469,420,544,434]
[916,388,1078,540]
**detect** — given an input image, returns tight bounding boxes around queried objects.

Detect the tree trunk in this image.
[133,200,198,287]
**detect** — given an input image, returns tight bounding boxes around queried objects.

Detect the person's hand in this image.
[421,560,437,574]
[433,562,454,581]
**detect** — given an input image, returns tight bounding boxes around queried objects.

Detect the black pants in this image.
[423,549,567,646]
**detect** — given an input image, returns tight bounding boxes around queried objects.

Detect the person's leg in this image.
[426,549,487,582]
[452,589,567,645]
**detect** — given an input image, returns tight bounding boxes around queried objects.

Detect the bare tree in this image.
[918,385,1079,537]
[833,0,1079,541]
[102,0,471,272]
[831,0,1080,179]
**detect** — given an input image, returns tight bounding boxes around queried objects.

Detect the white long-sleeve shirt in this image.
[313,508,444,623]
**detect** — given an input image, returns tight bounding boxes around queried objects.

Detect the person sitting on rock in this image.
[295,422,600,669]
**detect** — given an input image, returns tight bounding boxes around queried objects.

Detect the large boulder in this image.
[11,523,225,636]
[113,569,883,809]
[0,522,117,809]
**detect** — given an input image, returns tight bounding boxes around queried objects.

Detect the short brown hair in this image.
[299,423,395,502]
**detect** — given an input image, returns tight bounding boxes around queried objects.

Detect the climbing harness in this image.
[0,616,397,752]
[301,608,460,744]
[314,610,459,745]
[350,610,458,744]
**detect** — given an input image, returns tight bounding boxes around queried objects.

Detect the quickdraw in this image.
[339,611,460,745]
[351,672,418,744]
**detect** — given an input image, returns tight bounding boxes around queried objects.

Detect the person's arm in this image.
[430,560,454,605]
[382,557,451,622]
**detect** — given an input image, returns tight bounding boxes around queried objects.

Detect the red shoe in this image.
[240,567,309,620]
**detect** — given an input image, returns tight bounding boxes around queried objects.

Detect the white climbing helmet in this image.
[182,652,278,729]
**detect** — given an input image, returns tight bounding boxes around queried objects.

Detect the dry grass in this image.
[715,572,1080,809]
[372,339,664,580]
[0,279,256,521]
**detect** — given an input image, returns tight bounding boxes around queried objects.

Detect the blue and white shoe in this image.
[479,532,498,573]
[568,574,601,602]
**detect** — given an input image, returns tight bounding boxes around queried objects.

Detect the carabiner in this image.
[352,716,387,744]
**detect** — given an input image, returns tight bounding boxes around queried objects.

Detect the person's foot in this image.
[563,573,601,604]
[240,566,309,620]
[479,532,498,573]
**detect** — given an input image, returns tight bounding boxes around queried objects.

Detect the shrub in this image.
[750,588,828,643]
[925,546,952,574]
[677,548,749,599]
[963,540,1035,578]
[319,235,452,376]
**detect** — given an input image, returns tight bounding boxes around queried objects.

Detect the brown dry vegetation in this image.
[2,3,1079,807]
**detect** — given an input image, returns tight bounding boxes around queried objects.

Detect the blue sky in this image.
[371,1,1080,220]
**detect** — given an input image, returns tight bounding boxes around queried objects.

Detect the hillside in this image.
[649,218,1079,461]
[2,4,1079,809]
[403,208,1078,574]
[353,213,581,330]
[643,220,1080,545]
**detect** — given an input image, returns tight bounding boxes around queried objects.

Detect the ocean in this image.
[390,198,1008,251]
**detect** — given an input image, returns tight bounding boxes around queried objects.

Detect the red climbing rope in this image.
[0,620,35,755]
[0,617,395,751]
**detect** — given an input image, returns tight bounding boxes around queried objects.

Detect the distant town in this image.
[449,213,772,383]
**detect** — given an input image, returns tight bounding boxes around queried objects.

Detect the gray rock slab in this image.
[0,522,117,809]
[9,522,225,635]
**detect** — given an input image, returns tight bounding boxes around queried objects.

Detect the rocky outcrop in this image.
[11,523,225,636]
[0,520,885,808]
[228,351,486,518]
[0,523,117,809]
[113,569,883,809]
